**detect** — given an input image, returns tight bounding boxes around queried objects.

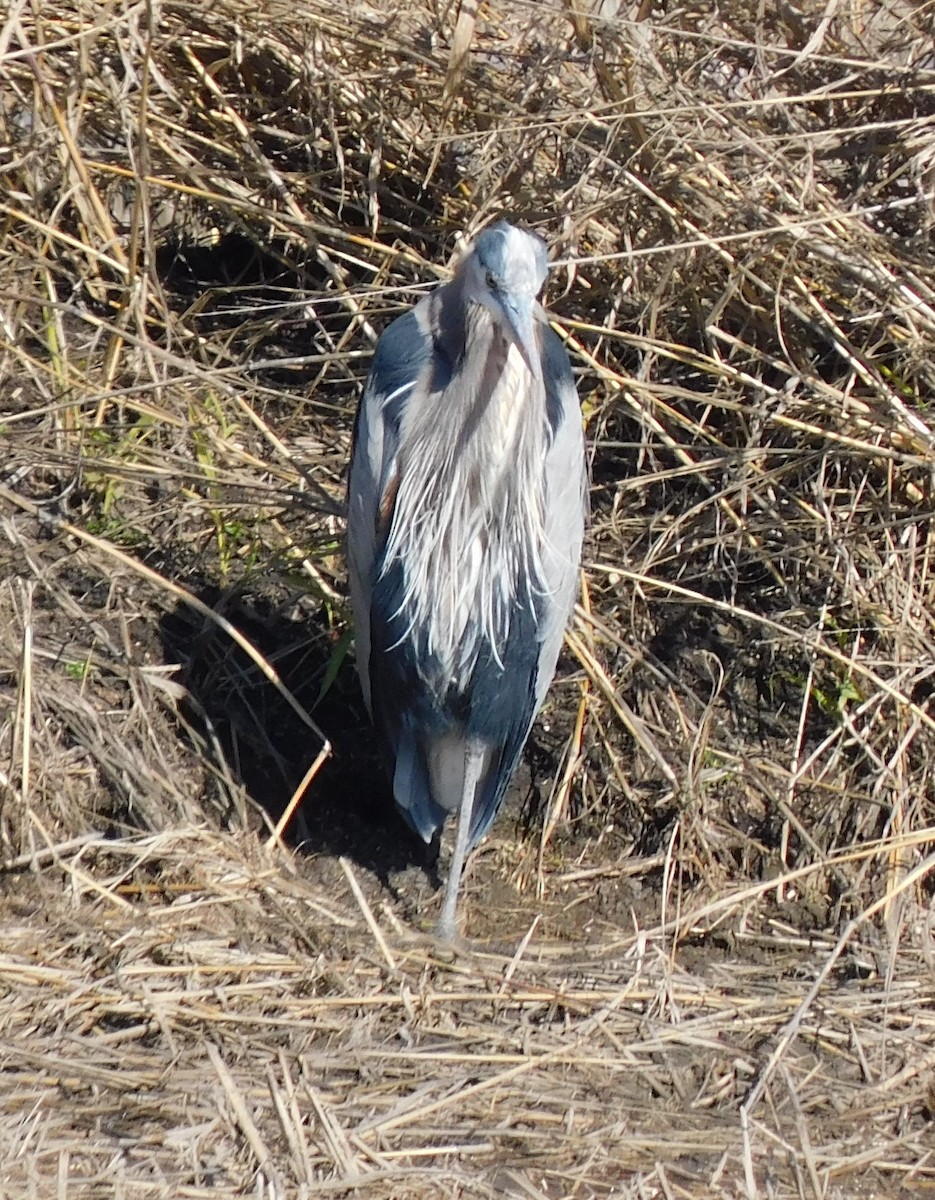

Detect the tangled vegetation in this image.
[1,1,934,1195]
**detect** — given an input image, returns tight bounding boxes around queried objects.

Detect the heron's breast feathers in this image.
[377,350,551,692]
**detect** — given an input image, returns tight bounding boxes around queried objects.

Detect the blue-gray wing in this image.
[347,305,434,715]
[350,296,468,846]
[536,323,588,711]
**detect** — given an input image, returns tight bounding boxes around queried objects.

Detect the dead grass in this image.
[2,0,935,1195]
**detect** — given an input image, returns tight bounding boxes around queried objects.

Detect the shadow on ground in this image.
[158,588,437,890]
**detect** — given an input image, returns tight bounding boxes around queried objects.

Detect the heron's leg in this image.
[436,742,484,942]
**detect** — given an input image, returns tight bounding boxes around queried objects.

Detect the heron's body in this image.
[347,223,586,938]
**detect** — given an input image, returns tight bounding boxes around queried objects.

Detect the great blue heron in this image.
[347,221,587,940]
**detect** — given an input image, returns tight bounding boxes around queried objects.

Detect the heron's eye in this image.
[485,270,498,292]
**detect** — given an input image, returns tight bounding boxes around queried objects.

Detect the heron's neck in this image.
[382,291,550,684]
[456,304,545,448]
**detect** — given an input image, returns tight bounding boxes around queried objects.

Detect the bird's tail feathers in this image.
[466,740,525,848]
[393,728,499,849]
[391,730,452,844]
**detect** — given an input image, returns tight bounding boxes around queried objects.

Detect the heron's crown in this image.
[471,221,548,298]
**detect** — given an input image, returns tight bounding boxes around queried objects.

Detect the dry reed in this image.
[2,1,935,1195]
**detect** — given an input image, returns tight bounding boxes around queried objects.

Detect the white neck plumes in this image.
[380,302,549,690]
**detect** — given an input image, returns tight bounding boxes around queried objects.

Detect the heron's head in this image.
[462,222,549,371]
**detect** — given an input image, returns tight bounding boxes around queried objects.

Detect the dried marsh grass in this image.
[2,0,935,1195]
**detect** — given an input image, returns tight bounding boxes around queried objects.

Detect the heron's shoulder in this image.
[539,319,579,436]
[367,288,458,414]
[539,320,574,388]
[369,304,433,385]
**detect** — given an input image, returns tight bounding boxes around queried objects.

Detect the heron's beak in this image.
[500,295,539,374]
